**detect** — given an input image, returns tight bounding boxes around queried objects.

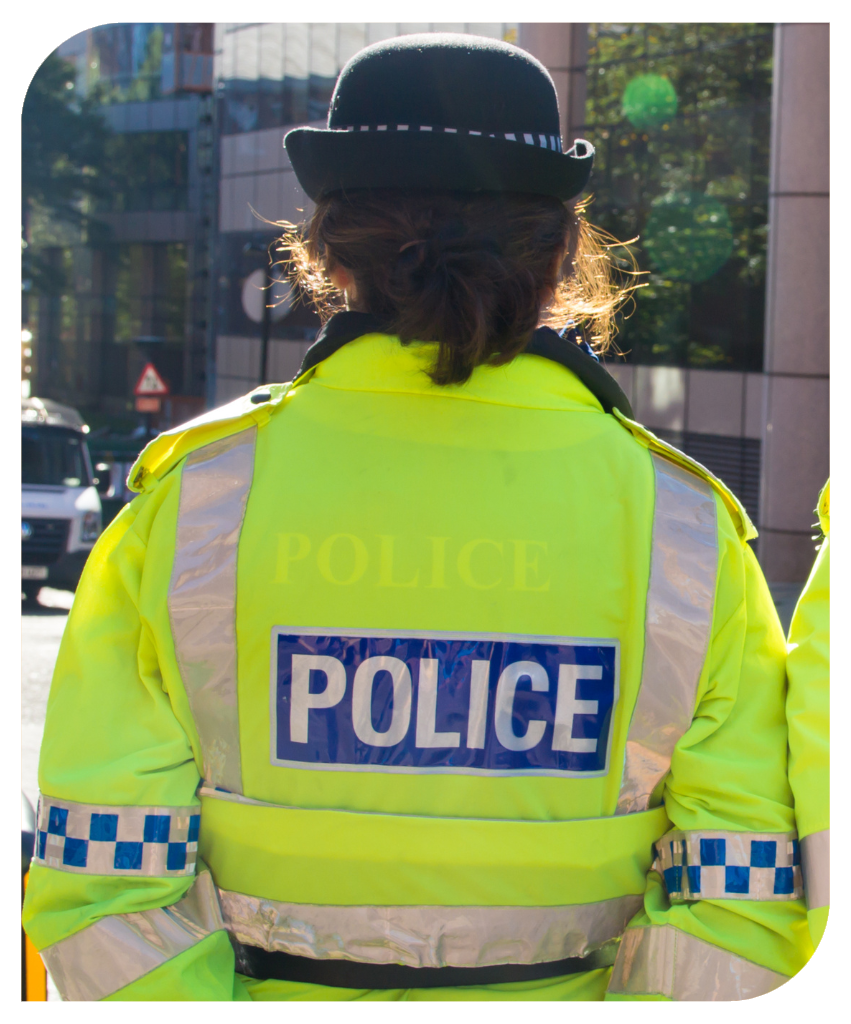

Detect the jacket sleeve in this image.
[607,499,813,1000]
[785,493,829,947]
[22,476,247,1001]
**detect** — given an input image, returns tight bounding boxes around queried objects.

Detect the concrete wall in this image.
[517,24,587,144]
[218,124,317,233]
[215,335,313,403]
[759,23,830,581]
[606,365,764,439]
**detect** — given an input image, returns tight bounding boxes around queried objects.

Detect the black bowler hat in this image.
[284,33,594,202]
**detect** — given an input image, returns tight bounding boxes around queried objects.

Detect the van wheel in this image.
[22,584,41,604]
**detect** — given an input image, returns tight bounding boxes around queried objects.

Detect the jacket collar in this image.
[297,311,633,419]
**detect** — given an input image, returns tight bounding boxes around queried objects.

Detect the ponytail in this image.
[278,190,637,386]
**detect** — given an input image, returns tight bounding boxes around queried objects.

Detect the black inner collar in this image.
[297,311,633,419]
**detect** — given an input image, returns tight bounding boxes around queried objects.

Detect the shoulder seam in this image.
[612,410,756,541]
[128,383,293,494]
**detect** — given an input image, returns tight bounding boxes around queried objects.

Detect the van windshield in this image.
[22,426,92,488]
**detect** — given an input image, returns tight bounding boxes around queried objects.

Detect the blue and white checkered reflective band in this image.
[653,829,802,901]
[33,796,199,877]
[335,124,564,153]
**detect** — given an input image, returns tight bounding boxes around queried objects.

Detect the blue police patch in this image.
[271,628,618,777]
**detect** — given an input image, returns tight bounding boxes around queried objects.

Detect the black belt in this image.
[233,940,618,989]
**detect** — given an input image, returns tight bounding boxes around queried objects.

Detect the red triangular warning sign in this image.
[134,362,169,396]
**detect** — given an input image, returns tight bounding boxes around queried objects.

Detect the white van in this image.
[21,398,102,603]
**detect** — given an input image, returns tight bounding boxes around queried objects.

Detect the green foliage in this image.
[99,132,189,213]
[22,53,111,230]
[88,25,165,105]
[642,191,734,282]
[114,244,188,343]
[584,23,773,370]
[622,74,678,130]
[22,52,112,292]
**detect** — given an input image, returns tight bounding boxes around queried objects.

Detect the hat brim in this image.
[285,127,593,203]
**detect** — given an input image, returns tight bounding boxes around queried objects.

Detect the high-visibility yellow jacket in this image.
[786,480,830,948]
[23,319,812,1000]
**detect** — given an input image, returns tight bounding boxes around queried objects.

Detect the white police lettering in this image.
[494,661,549,752]
[553,665,602,753]
[289,654,347,743]
[466,660,491,749]
[415,658,461,748]
[272,629,619,777]
[352,656,413,746]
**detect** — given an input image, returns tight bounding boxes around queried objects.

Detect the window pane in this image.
[259,23,286,80]
[366,24,398,45]
[285,23,309,79]
[338,24,367,65]
[89,23,165,103]
[283,23,309,125]
[233,23,259,80]
[308,24,337,121]
[100,132,189,212]
[309,23,337,76]
[22,428,89,487]
[582,22,773,371]
[114,244,187,343]
[465,24,503,39]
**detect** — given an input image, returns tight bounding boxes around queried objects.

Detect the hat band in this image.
[334,123,564,153]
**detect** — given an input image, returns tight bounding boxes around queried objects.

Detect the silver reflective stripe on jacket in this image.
[616,455,718,814]
[653,828,802,901]
[40,869,224,1001]
[32,795,199,877]
[218,887,643,968]
[168,428,257,794]
[608,925,788,1000]
[801,829,830,909]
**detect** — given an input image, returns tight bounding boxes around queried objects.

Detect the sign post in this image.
[133,363,169,438]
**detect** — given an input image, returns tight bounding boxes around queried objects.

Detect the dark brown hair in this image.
[278,189,638,386]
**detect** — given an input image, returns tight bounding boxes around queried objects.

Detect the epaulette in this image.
[613,409,757,542]
[126,382,294,494]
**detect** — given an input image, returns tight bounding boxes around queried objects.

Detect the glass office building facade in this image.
[216,24,518,135]
[26,24,214,431]
[24,23,828,581]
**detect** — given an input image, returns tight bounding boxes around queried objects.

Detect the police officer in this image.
[24,34,812,1000]
[786,481,829,948]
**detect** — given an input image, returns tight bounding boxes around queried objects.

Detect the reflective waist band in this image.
[200,791,668,970]
[219,887,642,969]
[199,789,670,907]
[232,939,618,988]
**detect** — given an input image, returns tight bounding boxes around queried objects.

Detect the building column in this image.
[759,23,830,582]
[517,24,588,145]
